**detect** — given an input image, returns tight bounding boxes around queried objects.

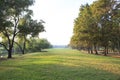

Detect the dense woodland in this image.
[70,0,120,55]
[0,0,52,58]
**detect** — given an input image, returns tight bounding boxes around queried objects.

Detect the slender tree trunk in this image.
[22,41,26,54]
[15,42,23,54]
[21,48,25,54]
[90,46,93,54]
[15,35,27,54]
[22,36,26,54]
[112,45,115,53]
[117,41,120,54]
[88,47,90,54]
[106,47,109,54]
[90,49,93,54]
[104,46,107,56]
[94,44,98,55]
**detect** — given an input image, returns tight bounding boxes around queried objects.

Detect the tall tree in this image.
[70,0,120,55]
[110,0,120,54]
[91,0,113,55]
[0,0,34,58]
[16,14,45,54]
[70,4,99,54]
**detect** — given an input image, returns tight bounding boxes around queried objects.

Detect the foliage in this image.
[16,16,45,54]
[70,0,120,55]
[26,38,52,52]
[0,0,35,58]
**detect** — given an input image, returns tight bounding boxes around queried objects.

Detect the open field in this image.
[0,48,120,80]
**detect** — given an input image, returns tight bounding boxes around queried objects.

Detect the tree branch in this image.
[14,41,23,53]
[11,16,20,46]
[0,42,8,51]
[2,29,11,46]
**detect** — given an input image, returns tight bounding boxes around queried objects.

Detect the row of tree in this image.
[0,0,48,58]
[13,38,52,53]
[70,0,120,55]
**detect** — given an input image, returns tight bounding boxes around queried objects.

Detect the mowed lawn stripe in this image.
[0,48,120,80]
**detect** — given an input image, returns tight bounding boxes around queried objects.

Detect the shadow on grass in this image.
[0,63,120,80]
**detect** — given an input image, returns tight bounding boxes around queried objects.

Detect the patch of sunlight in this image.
[58,55,120,75]
[81,61,120,75]
[29,55,59,59]
[97,63,120,75]
[61,62,83,67]
[32,60,58,64]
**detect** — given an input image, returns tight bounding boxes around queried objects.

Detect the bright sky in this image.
[30,0,95,45]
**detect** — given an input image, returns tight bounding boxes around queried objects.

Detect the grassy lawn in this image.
[0,48,120,80]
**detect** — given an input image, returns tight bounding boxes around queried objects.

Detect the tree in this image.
[91,0,113,55]
[0,0,35,58]
[16,15,45,54]
[70,4,99,54]
[70,0,120,55]
[26,38,52,52]
[110,0,120,54]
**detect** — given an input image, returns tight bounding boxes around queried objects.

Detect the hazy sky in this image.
[30,0,95,45]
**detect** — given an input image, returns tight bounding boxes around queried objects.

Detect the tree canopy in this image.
[0,0,46,58]
[70,0,120,55]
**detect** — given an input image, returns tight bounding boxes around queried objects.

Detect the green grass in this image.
[0,48,120,80]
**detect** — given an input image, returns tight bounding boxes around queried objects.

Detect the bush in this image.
[26,38,52,52]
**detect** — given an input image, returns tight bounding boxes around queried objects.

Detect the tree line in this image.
[14,38,52,53]
[70,0,120,56]
[0,0,52,58]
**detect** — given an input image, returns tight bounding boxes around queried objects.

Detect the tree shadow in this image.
[0,63,119,80]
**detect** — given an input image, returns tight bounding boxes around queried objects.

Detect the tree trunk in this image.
[22,36,26,54]
[88,47,93,54]
[95,49,98,55]
[106,47,109,54]
[15,35,27,54]
[94,44,98,55]
[7,47,13,58]
[88,47,90,54]
[90,49,93,54]
[117,41,120,54]
[104,46,107,56]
